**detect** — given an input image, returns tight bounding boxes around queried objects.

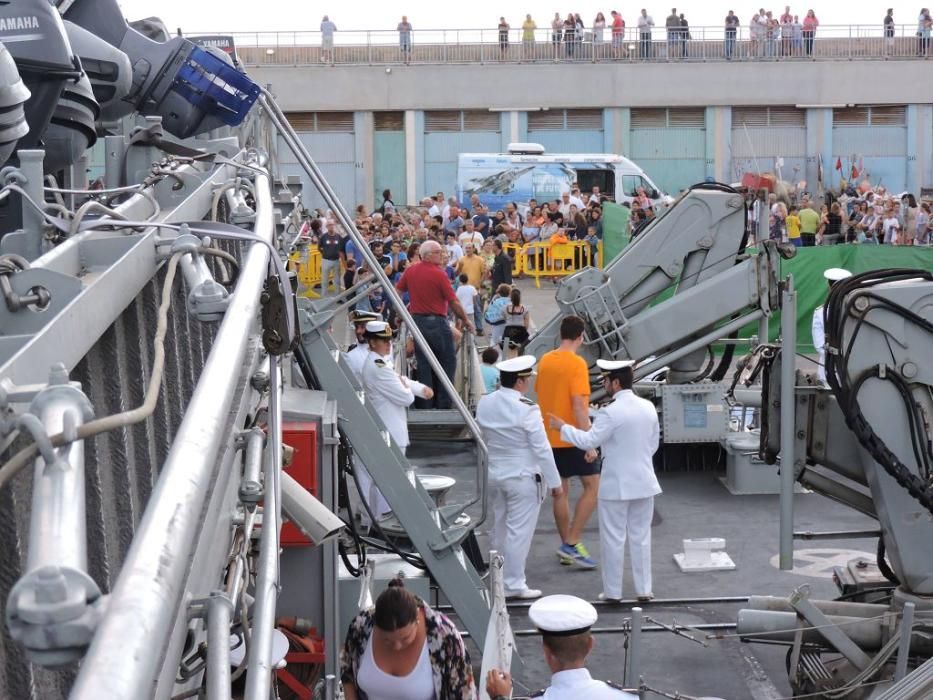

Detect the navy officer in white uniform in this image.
[343,309,382,379]
[476,355,562,600]
[549,359,660,603]
[358,320,432,519]
[812,267,851,385]
[485,594,636,699]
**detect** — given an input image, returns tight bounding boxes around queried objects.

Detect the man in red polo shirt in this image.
[397,240,475,409]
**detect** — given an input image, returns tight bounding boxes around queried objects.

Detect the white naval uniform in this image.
[343,342,369,380]
[476,387,561,593]
[812,305,827,384]
[358,349,431,517]
[560,389,661,599]
[534,668,636,699]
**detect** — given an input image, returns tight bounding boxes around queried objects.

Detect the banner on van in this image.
[458,159,614,211]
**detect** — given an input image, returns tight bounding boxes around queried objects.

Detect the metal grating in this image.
[834,107,870,127]
[425,110,463,132]
[315,112,354,132]
[462,110,500,131]
[565,108,603,129]
[668,108,706,128]
[284,112,354,132]
[631,109,669,129]
[527,109,566,130]
[732,107,769,128]
[767,107,806,127]
[374,111,404,131]
[870,105,906,126]
[285,112,316,130]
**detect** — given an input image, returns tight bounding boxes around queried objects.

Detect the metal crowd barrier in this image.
[288,240,605,294]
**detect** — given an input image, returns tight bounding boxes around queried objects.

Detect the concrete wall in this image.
[258,61,933,207]
[255,61,933,112]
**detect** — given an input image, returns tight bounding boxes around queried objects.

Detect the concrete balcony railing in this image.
[220,25,933,66]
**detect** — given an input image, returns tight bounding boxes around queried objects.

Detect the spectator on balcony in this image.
[397,16,413,64]
[611,10,626,58]
[790,15,803,54]
[665,8,680,57]
[780,8,794,55]
[802,10,818,56]
[679,13,690,57]
[563,14,577,58]
[883,9,895,54]
[551,12,564,55]
[724,10,739,59]
[593,12,607,51]
[522,14,537,58]
[320,15,337,64]
[637,9,655,58]
[919,9,932,56]
[764,12,778,57]
[498,17,511,59]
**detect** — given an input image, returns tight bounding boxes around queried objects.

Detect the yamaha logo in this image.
[0,16,40,32]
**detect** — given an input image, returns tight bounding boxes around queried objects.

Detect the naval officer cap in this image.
[351,309,382,325]
[495,354,536,378]
[364,320,394,339]
[529,595,598,636]
[823,268,852,283]
[597,358,636,377]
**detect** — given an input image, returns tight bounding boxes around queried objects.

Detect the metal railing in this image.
[220,24,933,65]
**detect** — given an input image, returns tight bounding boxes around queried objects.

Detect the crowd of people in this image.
[316,8,933,60]
[752,187,931,246]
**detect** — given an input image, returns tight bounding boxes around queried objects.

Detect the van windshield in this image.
[621,174,662,200]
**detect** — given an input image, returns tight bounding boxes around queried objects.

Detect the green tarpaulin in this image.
[601,201,630,264]
[755,245,933,354]
[587,203,933,354]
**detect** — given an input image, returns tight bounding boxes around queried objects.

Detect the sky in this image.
[116,1,926,35]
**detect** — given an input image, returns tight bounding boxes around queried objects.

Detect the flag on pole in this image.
[835,157,842,171]
[479,553,515,700]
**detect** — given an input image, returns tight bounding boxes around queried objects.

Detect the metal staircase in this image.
[297,311,491,647]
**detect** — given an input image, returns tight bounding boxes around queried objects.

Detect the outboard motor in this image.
[64,0,259,139]
[43,70,99,172]
[0,0,80,153]
[0,42,30,167]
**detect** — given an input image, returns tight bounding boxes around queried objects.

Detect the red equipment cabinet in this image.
[280,421,319,546]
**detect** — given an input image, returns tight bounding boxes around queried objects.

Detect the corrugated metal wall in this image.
[631,108,707,194]
[279,112,357,210]
[731,107,807,185]
[527,108,604,153]
[374,111,406,207]
[832,107,908,192]
[424,110,500,197]
[0,258,226,699]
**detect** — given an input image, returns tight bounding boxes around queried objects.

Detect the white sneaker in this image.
[598,592,622,603]
[505,588,542,600]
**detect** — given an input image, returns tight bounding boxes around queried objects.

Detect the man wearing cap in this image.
[486,594,636,699]
[549,359,660,603]
[358,320,434,519]
[343,310,382,379]
[813,267,852,385]
[476,355,562,600]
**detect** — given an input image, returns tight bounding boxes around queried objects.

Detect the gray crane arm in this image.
[524,184,788,388]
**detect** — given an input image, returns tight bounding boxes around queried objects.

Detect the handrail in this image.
[259,92,490,535]
[69,154,273,700]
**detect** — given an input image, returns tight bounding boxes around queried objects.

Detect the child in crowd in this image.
[786,207,801,247]
[454,273,478,333]
[480,346,500,394]
[343,258,357,290]
[502,286,530,356]
[484,284,512,349]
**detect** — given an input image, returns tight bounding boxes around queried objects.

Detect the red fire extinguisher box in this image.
[280,421,319,546]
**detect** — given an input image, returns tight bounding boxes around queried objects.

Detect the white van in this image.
[456,143,670,212]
